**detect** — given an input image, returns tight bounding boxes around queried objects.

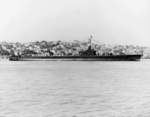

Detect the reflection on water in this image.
[0,60,150,117]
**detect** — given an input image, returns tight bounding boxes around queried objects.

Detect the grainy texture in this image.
[0,60,149,117]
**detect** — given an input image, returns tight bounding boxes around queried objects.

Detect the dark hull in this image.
[9,55,142,61]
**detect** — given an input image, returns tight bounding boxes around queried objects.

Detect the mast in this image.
[88,35,93,50]
[88,35,93,46]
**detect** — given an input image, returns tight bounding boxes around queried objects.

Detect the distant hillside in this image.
[0,40,148,58]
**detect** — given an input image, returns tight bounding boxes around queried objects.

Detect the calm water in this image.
[0,60,150,117]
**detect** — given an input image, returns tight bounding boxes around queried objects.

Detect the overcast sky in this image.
[0,0,149,45]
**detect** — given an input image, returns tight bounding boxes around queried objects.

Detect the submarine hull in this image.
[9,55,142,61]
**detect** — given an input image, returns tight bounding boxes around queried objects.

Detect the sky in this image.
[0,0,149,46]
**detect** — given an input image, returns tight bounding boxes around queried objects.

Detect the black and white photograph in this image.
[0,0,149,116]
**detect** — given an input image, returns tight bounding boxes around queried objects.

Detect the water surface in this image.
[0,60,150,117]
